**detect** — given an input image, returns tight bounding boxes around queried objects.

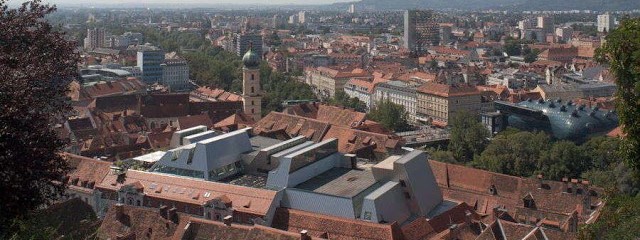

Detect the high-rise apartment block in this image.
[537,16,554,34]
[136,45,165,84]
[298,11,306,24]
[84,28,105,50]
[404,10,440,55]
[235,34,263,57]
[597,14,615,32]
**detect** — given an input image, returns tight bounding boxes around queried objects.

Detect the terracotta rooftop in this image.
[316,105,366,127]
[99,204,307,240]
[428,160,603,222]
[272,208,404,240]
[322,125,403,155]
[417,83,480,98]
[177,114,214,130]
[64,153,112,191]
[214,112,256,131]
[252,112,331,142]
[96,170,278,216]
[77,78,146,100]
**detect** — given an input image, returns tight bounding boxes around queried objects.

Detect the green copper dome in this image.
[242,49,260,68]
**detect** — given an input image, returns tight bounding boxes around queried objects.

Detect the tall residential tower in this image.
[404,10,439,55]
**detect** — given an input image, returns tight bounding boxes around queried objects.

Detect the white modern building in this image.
[298,11,306,24]
[597,14,615,33]
[161,59,190,90]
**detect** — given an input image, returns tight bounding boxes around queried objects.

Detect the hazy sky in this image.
[35,0,353,6]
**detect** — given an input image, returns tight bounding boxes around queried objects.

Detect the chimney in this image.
[464,210,472,226]
[582,180,590,194]
[571,179,579,195]
[492,206,506,219]
[300,230,311,240]
[582,180,591,213]
[168,207,178,223]
[159,205,168,219]
[537,174,543,189]
[223,215,233,226]
[447,224,460,240]
[347,154,357,169]
[562,177,569,193]
[115,203,124,220]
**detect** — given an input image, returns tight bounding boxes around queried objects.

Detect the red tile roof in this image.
[64,153,112,191]
[214,112,256,130]
[272,208,404,240]
[177,114,214,130]
[252,112,331,142]
[417,83,480,98]
[322,125,403,156]
[97,170,278,216]
[316,105,366,127]
[428,161,602,222]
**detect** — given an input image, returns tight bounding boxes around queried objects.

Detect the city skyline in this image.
[20,0,354,7]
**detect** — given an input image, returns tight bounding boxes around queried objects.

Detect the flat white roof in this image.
[133,151,166,163]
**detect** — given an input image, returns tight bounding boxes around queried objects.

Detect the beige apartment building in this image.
[305,67,369,100]
[416,82,482,126]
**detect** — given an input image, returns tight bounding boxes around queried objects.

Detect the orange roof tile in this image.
[272,208,404,240]
[417,83,480,98]
[96,170,277,216]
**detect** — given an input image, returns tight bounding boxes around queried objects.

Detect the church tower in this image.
[241,46,262,121]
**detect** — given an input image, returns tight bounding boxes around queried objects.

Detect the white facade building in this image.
[161,59,190,90]
[597,14,615,32]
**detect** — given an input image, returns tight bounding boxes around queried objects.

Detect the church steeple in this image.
[241,43,262,121]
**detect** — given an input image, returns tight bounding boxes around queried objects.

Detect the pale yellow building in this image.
[305,67,369,100]
[416,82,482,126]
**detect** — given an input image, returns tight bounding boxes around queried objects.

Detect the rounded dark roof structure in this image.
[509,100,619,140]
[242,49,260,68]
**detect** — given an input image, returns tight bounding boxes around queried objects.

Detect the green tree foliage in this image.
[425,147,457,164]
[579,194,640,240]
[0,0,77,230]
[368,100,411,132]
[183,48,242,90]
[259,63,315,113]
[596,18,640,174]
[581,136,621,170]
[139,27,208,52]
[522,46,541,63]
[328,90,367,112]
[572,23,598,37]
[448,111,489,163]
[472,130,550,176]
[537,141,590,180]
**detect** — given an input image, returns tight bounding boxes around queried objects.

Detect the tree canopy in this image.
[0,0,76,231]
[447,111,489,163]
[472,129,550,176]
[368,100,411,132]
[596,17,640,175]
[328,90,367,112]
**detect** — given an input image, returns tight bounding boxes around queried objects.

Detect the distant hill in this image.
[338,0,640,11]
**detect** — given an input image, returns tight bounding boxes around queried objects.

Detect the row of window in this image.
[207,162,243,181]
